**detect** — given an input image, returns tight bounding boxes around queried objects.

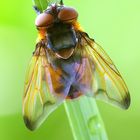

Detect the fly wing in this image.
[23,45,68,130]
[80,34,130,109]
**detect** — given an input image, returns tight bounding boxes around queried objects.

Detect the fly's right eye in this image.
[58,7,78,22]
[35,13,54,27]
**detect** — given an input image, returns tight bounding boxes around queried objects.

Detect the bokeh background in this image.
[0,0,140,139]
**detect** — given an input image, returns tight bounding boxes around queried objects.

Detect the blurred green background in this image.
[0,0,140,139]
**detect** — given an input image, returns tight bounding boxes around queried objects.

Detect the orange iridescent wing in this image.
[80,33,130,109]
[22,44,68,130]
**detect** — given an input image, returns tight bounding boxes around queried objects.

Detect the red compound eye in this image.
[58,7,78,22]
[35,13,54,27]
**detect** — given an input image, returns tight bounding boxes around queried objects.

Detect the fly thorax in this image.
[46,23,78,59]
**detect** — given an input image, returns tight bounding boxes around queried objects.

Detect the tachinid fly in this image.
[22,1,130,130]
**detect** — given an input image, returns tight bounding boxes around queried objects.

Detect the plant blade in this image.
[32,0,61,13]
[64,96,108,140]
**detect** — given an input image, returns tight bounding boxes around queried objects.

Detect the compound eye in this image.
[35,13,54,27]
[58,7,78,22]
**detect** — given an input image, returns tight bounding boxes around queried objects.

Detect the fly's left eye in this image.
[35,13,54,27]
[58,7,78,22]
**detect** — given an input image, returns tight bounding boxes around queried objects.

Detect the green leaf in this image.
[64,97,108,140]
[32,0,49,13]
[32,0,62,13]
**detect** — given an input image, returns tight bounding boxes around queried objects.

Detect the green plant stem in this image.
[64,96,108,140]
[33,0,61,13]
